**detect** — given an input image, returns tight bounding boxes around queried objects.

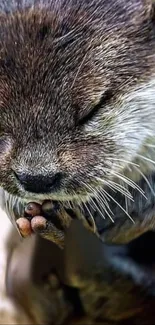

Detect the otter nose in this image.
[14,172,62,193]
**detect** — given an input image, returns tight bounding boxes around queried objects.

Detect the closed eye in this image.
[77,90,112,126]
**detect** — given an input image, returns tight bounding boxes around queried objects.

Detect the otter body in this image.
[1,0,155,324]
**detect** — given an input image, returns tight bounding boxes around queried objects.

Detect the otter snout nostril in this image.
[14,171,62,193]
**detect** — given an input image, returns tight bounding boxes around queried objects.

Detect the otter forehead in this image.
[0,0,154,137]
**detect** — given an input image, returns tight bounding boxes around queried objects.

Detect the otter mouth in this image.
[1,187,108,244]
[2,179,135,247]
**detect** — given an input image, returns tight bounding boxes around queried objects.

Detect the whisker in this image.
[83,202,97,232]
[120,180,129,214]
[137,154,155,166]
[110,170,146,198]
[97,177,133,201]
[107,157,140,167]
[89,196,106,220]
[101,188,135,224]
[71,52,87,89]
[80,179,115,222]
[97,190,115,223]
[80,180,106,219]
[66,200,73,209]
[134,166,155,197]
[108,180,133,200]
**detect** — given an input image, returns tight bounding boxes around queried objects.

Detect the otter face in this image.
[0,0,155,202]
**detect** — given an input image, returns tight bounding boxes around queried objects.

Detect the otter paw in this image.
[16,201,74,248]
[16,217,32,238]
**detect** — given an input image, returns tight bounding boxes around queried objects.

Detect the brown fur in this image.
[1,1,155,324]
[0,0,155,200]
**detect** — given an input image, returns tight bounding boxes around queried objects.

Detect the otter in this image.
[1,0,155,323]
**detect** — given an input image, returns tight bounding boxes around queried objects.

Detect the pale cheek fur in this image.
[84,77,155,174]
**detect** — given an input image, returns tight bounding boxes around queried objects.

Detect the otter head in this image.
[0,0,155,203]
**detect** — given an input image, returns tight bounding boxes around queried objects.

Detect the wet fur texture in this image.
[1,0,155,324]
[0,0,155,202]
